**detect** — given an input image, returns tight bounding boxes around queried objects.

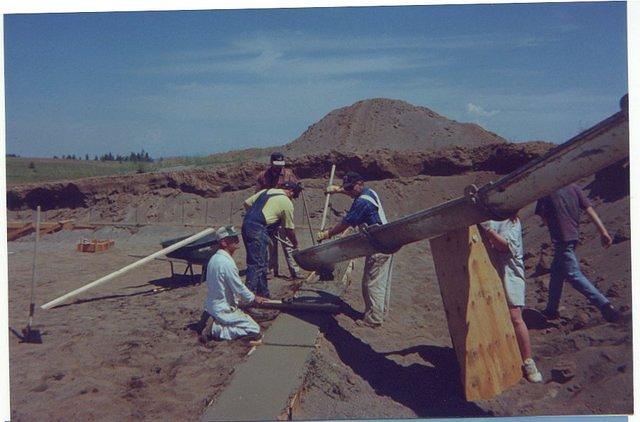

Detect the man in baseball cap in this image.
[317,171,394,328]
[255,152,303,279]
[200,225,267,343]
[243,181,300,297]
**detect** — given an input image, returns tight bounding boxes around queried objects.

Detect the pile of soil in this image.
[284,98,507,155]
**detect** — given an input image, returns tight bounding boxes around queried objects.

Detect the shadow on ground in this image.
[293,293,489,417]
[49,275,203,310]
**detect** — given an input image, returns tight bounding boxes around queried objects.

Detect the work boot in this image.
[199,316,215,343]
[523,358,543,383]
[355,318,382,329]
[600,303,620,323]
[242,331,263,345]
[540,308,560,320]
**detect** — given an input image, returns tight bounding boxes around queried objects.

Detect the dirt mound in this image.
[7,141,553,212]
[284,98,507,156]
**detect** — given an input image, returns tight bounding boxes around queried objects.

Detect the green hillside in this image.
[5,147,272,186]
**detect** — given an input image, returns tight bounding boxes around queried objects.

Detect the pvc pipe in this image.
[41,227,216,309]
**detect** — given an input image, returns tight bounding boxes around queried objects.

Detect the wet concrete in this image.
[201,263,350,421]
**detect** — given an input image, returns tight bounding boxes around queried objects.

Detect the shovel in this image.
[22,205,42,344]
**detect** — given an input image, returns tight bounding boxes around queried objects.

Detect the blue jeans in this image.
[242,221,270,298]
[545,241,608,313]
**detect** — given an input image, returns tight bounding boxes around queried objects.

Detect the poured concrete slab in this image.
[201,312,323,421]
[201,263,351,421]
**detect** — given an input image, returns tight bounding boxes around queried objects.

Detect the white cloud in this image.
[134,31,547,79]
[467,102,500,117]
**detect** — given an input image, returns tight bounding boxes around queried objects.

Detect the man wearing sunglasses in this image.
[316,171,394,328]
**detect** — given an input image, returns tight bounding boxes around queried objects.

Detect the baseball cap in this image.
[341,171,364,189]
[215,225,239,241]
[281,181,302,193]
[270,152,285,166]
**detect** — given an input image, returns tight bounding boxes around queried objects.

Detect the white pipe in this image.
[41,227,216,309]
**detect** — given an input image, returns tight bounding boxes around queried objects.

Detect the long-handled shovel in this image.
[300,190,315,246]
[317,165,336,280]
[22,205,42,343]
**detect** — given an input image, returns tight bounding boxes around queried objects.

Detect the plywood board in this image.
[430,225,522,401]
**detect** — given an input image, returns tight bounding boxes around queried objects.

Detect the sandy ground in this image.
[7,223,298,421]
[7,171,632,420]
[296,175,632,418]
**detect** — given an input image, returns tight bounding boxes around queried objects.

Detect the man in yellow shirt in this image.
[242,181,300,297]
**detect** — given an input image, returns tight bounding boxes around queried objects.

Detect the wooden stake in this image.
[41,227,216,309]
[28,206,41,324]
[300,190,315,246]
[430,225,522,401]
[320,164,336,231]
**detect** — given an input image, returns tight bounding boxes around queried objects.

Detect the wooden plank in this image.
[39,222,63,235]
[7,223,34,241]
[59,219,75,230]
[7,221,31,229]
[430,225,522,401]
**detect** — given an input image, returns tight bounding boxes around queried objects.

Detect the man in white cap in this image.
[316,171,394,328]
[200,225,267,343]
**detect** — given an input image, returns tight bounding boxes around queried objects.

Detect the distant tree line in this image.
[52,149,154,163]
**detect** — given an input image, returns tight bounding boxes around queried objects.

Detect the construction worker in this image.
[243,180,301,298]
[479,215,543,383]
[317,171,393,328]
[256,152,303,279]
[200,225,267,343]
[535,183,620,322]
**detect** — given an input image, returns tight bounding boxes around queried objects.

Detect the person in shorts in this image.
[480,214,543,383]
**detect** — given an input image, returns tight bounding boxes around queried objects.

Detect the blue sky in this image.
[3,2,628,158]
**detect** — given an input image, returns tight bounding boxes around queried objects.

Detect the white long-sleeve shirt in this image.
[204,249,255,316]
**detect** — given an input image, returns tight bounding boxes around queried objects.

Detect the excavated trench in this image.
[7,142,554,213]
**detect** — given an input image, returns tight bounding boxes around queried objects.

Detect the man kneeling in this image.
[200,225,267,343]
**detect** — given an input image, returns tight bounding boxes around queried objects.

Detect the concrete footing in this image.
[201,262,351,421]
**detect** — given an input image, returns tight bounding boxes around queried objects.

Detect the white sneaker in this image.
[523,358,543,383]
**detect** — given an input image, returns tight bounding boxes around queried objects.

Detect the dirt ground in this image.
[6,169,632,420]
[295,173,633,418]
[7,223,299,421]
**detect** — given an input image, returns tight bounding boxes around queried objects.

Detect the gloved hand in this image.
[325,185,343,194]
[316,230,330,242]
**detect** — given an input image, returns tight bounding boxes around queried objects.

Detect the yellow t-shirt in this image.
[244,189,295,229]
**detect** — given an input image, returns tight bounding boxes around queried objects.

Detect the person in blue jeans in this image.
[535,183,619,322]
[242,181,300,298]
